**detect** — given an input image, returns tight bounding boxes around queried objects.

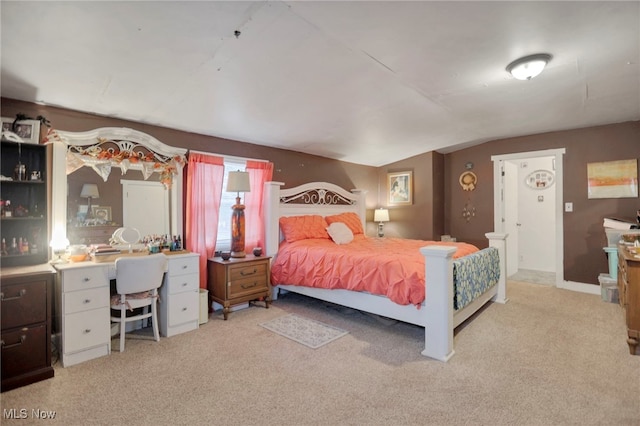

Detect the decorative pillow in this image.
[326,222,354,245]
[279,215,330,243]
[325,212,364,235]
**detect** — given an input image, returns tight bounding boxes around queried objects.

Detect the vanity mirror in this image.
[49,128,187,246]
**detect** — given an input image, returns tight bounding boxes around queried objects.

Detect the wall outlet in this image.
[565,202,573,212]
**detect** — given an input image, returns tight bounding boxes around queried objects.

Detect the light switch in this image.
[565,202,573,212]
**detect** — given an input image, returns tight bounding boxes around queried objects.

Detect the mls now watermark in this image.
[3,408,57,419]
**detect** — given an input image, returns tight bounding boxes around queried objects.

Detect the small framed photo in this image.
[388,171,413,205]
[91,206,112,222]
[1,117,41,144]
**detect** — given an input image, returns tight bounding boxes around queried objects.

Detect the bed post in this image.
[419,245,457,362]
[485,232,508,304]
[350,189,367,230]
[263,181,284,258]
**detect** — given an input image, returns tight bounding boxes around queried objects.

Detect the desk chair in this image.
[110,254,168,352]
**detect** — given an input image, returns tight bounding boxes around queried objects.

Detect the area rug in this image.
[259,314,349,349]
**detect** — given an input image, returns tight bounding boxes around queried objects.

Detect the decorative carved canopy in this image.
[46,127,187,189]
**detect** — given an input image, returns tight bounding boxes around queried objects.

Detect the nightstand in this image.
[207,255,271,320]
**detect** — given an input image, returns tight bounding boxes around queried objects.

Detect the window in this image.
[216,158,246,250]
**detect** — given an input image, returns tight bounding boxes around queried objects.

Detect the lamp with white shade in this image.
[506,53,552,80]
[226,171,251,258]
[374,208,390,237]
[80,183,100,219]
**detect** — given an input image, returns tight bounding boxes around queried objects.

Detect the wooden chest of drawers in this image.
[207,255,271,320]
[1,265,55,392]
[617,245,640,355]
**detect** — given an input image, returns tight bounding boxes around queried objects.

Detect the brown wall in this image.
[445,121,640,285]
[377,151,444,240]
[3,98,638,285]
[1,98,380,235]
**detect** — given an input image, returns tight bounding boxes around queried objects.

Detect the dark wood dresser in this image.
[1,263,55,392]
[617,245,640,355]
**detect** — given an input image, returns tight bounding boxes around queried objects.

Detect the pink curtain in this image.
[245,161,274,251]
[186,153,225,289]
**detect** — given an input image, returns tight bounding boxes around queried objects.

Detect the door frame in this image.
[492,148,566,287]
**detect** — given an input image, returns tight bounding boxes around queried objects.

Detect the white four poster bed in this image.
[262,181,507,362]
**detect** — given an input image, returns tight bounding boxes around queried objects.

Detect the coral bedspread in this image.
[270,235,479,306]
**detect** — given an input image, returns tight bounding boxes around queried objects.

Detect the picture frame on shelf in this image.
[387,171,413,205]
[91,206,112,222]
[1,117,41,145]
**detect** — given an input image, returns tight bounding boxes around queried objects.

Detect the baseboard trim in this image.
[558,280,601,295]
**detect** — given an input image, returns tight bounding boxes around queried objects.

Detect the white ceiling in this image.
[1,1,638,167]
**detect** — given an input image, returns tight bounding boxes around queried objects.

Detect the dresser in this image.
[1,264,55,392]
[54,252,200,367]
[158,252,200,337]
[617,245,640,355]
[207,255,271,320]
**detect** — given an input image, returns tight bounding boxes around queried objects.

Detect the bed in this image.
[263,181,507,361]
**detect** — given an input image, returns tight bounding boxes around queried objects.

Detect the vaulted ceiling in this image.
[1,1,638,166]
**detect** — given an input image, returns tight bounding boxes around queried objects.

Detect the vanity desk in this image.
[54,251,199,367]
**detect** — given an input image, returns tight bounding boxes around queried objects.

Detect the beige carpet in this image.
[1,280,639,425]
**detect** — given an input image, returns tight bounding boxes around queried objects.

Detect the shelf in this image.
[0,180,45,184]
[1,141,48,269]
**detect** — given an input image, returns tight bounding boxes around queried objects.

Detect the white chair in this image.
[110,254,168,352]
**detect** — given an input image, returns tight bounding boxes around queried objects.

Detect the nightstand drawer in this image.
[228,276,268,298]
[63,308,111,353]
[64,287,110,314]
[229,262,268,281]
[61,267,109,292]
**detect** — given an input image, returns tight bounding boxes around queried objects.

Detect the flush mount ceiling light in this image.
[506,53,552,80]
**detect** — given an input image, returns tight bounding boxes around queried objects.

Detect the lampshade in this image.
[374,208,390,223]
[80,183,100,199]
[506,53,552,80]
[226,171,251,193]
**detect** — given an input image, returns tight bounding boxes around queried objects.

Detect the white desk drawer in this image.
[167,291,199,326]
[64,287,110,314]
[63,307,110,353]
[166,273,199,295]
[61,267,109,292]
[167,256,199,277]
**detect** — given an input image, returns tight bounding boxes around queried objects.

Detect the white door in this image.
[507,157,556,273]
[493,149,565,286]
[121,180,170,238]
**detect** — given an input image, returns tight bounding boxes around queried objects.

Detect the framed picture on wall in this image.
[387,171,413,205]
[91,206,112,222]
[587,159,638,199]
[1,117,41,144]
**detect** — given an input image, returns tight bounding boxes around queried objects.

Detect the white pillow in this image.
[326,222,354,245]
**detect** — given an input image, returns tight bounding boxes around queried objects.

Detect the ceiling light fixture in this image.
[506,53,552,80]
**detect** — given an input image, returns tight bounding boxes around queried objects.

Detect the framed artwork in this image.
[587,159,638,199]
[91,206,112,221]
[1,117,41,144]
[387,171,413,205]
